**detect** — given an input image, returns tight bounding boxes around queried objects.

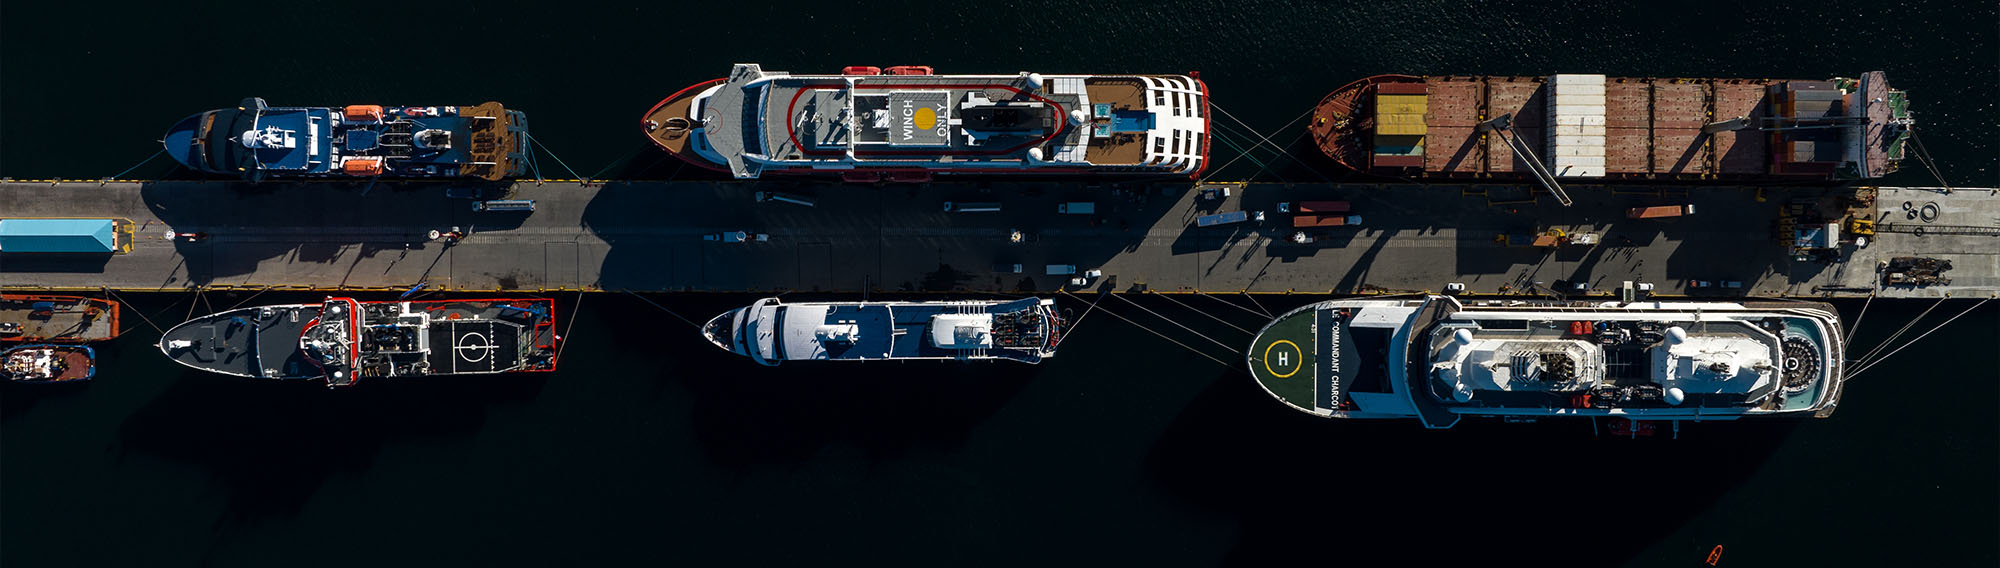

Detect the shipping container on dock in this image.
[1307,71,1911,183]
[0,218,135,254]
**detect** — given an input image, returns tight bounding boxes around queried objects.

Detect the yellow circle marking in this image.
[1263,339,1302,378]
[914,107,938,130]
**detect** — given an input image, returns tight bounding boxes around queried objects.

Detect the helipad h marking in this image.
[1263,339,1301,378]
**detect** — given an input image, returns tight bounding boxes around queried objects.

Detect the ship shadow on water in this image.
[641,293,1042,470]
[113,368,549,523]
[1145,368,1799,567]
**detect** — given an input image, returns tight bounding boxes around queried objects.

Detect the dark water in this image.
[4,2,1998,566]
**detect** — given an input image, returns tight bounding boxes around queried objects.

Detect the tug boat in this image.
[162,97,529,181]
[703,297,1061,365]
[643,64,1209,181]
[1245,295,1844,428]
[2,344,95,383]
[0,294,121,343]
[158,297,558,387]
[1310,71,1911,182]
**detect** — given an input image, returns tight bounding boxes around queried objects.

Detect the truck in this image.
[1281,201,1361,228]
[943,201,1002,213]
[1627,204,1696,219]
[1195,210,1263,227]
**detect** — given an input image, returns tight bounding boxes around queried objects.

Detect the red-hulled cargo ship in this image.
[1309,72,1912,183]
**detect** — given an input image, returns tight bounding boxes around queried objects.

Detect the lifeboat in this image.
[885,66,934,76]
[343,158,386,176]
[342,105,385,123]
[841,66,882,76]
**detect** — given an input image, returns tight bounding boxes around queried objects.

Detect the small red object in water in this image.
[1705,545,1723,565]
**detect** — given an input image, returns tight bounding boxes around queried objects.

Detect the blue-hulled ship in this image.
[702,298,1062,365]
[161,97,529,181]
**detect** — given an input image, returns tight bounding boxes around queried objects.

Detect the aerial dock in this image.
[2,180,1993,300]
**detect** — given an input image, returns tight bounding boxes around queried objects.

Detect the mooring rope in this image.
[1107,293,1242,354]
[223,287,273,311]
[527,133,588,184]
[552,292,585,363]
[101,288,165,335]
[1242,292,1275,318]
[1061,290,1235,370]
[620,289,700,332]
[1207,126,1286,183]
[1853,295,1945,367]
[1848,298,1989,379]
[1208,103,1333,183]
[1906,129,1954,192]
[1148,291,1254,336]
[1059,290,1112,337]
[1193,291,1274,321]
[105,149,167,182]
[1843,293,1873,344]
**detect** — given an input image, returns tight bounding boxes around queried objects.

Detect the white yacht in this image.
[1245,295,1845,428]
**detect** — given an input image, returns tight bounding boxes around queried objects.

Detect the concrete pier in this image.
[2,180,1994,300]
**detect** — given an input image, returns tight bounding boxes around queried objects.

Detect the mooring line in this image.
[1199,292,1274,320]
[1854,295,1945,367]
[527,133,589,184]
[105,149,166,182]
[1242,292,1275,318]
[1060,289,1112,337]
[1107,292,1242,354]
[1062,290,1236,370]
[1848,298,1989,379]
[621,289,701,331]
[1843,293,1873,344]
[553,292,585,364]
[223,287,272,311]
[102,288,165,335]
[1148,291,1254,336]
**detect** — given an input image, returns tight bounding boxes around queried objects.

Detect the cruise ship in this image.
[642,64,1209,181]
[1310,71,1911,182]
[162,97,529,181]
[1245,295,1844,428]
[159,297,558,387]
[702,297,1061,365]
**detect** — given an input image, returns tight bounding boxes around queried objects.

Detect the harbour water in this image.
[3,1,1997,566]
